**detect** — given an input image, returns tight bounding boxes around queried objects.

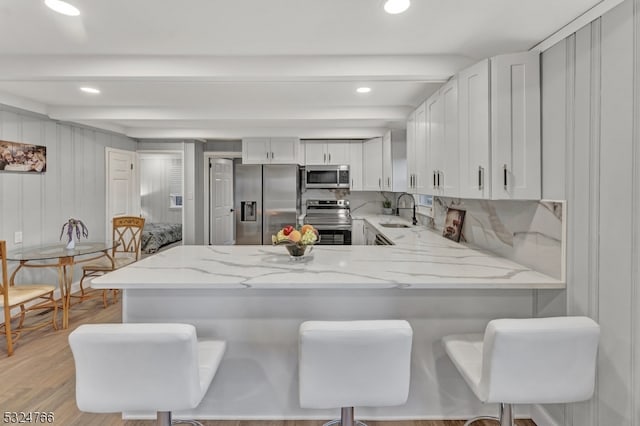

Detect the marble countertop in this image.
[92,214,564,290]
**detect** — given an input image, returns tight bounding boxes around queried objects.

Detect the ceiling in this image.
[0,0,603,140]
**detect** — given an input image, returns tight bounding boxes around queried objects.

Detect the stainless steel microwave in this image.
[304,165,350,189]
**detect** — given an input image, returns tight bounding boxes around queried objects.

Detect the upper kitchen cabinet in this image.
[406,102,429,194]
[303,140,350,165]
[349,141,363,191]
[382,129,407,192]
[426,78,459,197]
[458,59,491,199]
[242,137,300,164]
[362,137,383,191]
[457,52,540,199]
[490,52,540,199]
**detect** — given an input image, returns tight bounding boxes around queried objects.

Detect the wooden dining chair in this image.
[1,240,58,356]
[77,216,145,308]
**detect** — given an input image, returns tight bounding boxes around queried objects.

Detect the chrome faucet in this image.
[396,193,418,226]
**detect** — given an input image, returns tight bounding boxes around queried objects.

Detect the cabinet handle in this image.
[387,177,390,187]
[379,178,381,188]
[411,174,414,188]
[266,152,269,159]
[414,174,417,188]
[324,153,326,163]
[503,164,508,189]
[433,171,437,188]
[329,153,331,162]
[271,152,275,159]
[351,178,354,187]
[437,171,441,188]
[478,166,484,190]
[439,171,442,188]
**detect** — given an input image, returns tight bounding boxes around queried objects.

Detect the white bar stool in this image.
[299,320,413,426]
[443,316,600,426]
[69,323,226,426]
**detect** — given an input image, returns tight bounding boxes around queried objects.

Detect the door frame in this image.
[137,149,185,240]
[105,147,140,242]
[203,151,242,245]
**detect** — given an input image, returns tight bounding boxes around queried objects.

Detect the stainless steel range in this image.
[303,199,352,245]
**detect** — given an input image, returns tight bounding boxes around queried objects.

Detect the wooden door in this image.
[106,148,138,241]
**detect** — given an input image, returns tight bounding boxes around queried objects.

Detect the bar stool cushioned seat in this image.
[69,323,226,426]
[443,316,599,426]
[299,320,413,426]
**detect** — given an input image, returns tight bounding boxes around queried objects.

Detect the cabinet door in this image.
[242,138,270,164]
[382,131,393,191]
[440,78,459,197]
[414,102,429,194]
[269,138,300,164]
[304,142,327,165]
[325,141,350,165]
[426,92,443,195]
[349,141,363,191]
[491,52,541,199]
[362,137,383,191]
[406,111,416,193]
[459,59,491,199]
[351,219,365,245]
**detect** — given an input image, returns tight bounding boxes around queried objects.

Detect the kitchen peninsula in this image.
[92,216,563,421]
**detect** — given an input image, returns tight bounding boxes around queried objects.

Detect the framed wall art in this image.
[443,207,466,242]
[0,140,47,173]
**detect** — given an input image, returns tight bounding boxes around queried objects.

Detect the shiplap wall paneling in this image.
[599,2,634,425]
[541,40,567,201]
[1,110,22,252]
[0,106,137,289]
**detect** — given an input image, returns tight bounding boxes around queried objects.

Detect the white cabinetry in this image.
[406,102,429,194]
[362,137,383,191]
[364,221,377,245]
[351,219,365,245]
[242,137,300,164]
[458,52,540,199]
[382,130,407,192]
[425,78,459,197]
[349,141,363,191]
[459,59,491,199]
[304,141,350,165]
[490,52,541,199]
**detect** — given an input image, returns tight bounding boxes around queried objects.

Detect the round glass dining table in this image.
[6,242,117,329]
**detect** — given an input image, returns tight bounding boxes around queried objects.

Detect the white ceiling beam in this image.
[0,90,48,115]
[0,55,472,82]
[48,106,411,121]
[125,127,389,140]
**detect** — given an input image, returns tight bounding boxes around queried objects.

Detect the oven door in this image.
[315,227,352,245]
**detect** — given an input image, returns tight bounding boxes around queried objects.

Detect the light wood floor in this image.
[0,294,536,426]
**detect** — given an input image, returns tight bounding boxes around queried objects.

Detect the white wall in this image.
[540,0,640,424]
[0,105,137,284]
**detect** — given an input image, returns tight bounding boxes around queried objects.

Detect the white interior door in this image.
[106,148,138,239]
[210,158,234,245]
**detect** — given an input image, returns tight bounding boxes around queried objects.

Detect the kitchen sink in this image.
[379,223,410,228]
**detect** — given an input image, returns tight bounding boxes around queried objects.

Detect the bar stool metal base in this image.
[323,407,368,426]
[157,411,204,426]
[463,402,514,426]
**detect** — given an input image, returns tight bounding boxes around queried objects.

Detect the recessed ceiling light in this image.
[357,87,371,94]
[80,87,100,94]
[384,0,410,14]
[44,0,80,16]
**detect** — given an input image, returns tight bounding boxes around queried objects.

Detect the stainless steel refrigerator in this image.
[234,164,300,245]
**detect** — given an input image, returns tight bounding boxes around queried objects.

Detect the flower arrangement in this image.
[60,218,88,249]
[272,224,319,257]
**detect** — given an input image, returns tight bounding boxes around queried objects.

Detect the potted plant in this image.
[60,218,89,250]
[382,195,393,215]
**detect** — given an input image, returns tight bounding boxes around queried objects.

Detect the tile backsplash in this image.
[430,197,565,280]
